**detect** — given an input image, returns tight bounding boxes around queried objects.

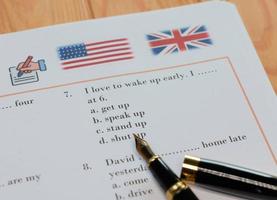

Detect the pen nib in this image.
[133,134,155,161]
[133,133,146,148]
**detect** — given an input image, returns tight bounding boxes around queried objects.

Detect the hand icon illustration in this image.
[9,56,47,86]
[16,57,47,77]
[17,61,40,73]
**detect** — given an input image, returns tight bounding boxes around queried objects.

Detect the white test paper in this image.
[0,2,277,199]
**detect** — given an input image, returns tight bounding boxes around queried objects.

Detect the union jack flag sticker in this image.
[146,25,213,55]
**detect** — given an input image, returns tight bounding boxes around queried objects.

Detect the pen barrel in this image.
[181,156,277,200]
[149,157,199,200]
[170,186,199,200]
[17,56,33,77]
[21,56,33,68]
[149,157,181,191]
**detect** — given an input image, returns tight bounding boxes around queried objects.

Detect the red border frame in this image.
[1,56,276,164]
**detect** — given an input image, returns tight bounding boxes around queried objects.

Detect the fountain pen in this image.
[134,134,199,200]
[181,155,277,200]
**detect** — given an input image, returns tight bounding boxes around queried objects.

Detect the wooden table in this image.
[0,0,276,93]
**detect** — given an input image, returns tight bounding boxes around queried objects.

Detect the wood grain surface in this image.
[0,0,276,93]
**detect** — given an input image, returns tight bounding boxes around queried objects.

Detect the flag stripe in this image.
[86,38,127,46]
[187,26,199,35]
[86,47,131,56]
[152,33,168,39]
[165,45,176,54]
[191,41,209,47]
[86,42,130,51]
[62,52,133,65]
[62,56,134,70]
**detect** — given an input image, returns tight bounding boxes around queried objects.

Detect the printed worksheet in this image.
[0,2,276,199]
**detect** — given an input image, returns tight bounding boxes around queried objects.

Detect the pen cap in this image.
[180,155,277,200]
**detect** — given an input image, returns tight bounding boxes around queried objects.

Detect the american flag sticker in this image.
[147,26,212,55]
[58,38,134,70]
